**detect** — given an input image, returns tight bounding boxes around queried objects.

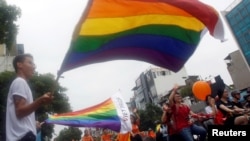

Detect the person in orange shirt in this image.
[82,129,94,141]
[139,131,147,139]
[116,132,130,141]
[147,128,156,139]
[101,128,112,141]
[130,108,143,141]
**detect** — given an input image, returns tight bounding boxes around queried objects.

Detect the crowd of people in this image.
[159,85,250,141]
[114,85,250,141]
[5,54,250,141]
[155,85,250,141]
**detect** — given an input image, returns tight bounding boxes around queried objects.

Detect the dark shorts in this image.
[169,134,184,141]
[131,134,143,141]
[224,114,241,125]
[18,131,36,141]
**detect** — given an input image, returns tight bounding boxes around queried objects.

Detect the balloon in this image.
[192,81,211,101]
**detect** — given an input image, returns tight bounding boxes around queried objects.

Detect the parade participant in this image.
[244,87,250,109]
[6,54,54,141]
[82,129,94,141]
[203,95,217,129]
[155,119,168,141]
[161,102,182,141]
[244,94,250,109]
[130,108,143,141]
[169,84,207,141]
[116,132,130,141]
[148,128,156,139]
[215,89,249,125]
[231,90,244,108]
[101,128,112,141]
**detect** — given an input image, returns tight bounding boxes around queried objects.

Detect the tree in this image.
[55,127,83,141]
[0,71,72,140]
[0,71,15,140]
[139,103,162,131]
[180,85,194,98]
[0,0,21,50]
[30,73,72,140]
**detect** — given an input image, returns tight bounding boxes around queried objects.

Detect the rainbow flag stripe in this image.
[46,92,132,133]
[58,0,224,75]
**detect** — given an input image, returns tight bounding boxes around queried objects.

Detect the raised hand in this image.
[41,92,54,104]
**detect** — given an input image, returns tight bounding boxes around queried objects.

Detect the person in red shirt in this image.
[161,102,183,141]
[169,84,207,141]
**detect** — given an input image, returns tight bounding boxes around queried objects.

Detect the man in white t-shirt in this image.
[6,54,54,141]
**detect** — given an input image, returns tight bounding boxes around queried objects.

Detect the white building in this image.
[131,66,188,110]
[0,44,15,72]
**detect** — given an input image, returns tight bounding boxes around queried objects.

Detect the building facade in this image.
[0,43,24,72]
[224,50,250,90]
[0,44,14,72]
[222,0,250,90]
[131,66,188,110]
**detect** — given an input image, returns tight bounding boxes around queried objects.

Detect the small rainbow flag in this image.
[58,0,224,76]
[45,92,132,133]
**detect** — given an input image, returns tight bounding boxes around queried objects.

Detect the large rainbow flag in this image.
[58,0,224,76]
[45,92,132,133]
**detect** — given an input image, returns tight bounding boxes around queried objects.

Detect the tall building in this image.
[224,50,250,89]
[16,44,24,55]
[222,0,250,69]
[0,43,24,72]
[222,0,250,90]
[131,66,188,110]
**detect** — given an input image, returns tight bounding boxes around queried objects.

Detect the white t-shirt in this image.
[205,105,217,115]
[205,106,213,114]
[6,77,36,141]
[159,124,168,137]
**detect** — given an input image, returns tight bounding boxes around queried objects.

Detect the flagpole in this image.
[43,72,62,124]
[51,70,62,96]
[52,77,58,95]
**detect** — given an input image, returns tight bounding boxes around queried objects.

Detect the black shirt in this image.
[216,100,234,117]
[232,101,243,109]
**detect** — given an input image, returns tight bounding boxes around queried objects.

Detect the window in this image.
[161,71,166,76]
[136,78,141,87]
[152,72,156,78]
[146,73,151,81]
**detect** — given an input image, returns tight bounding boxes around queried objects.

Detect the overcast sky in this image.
[7,0,238,136]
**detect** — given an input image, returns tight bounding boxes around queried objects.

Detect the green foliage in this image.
[139,103,162,132]
[30,73,72,115]
[30,73,72,140]
[55,127,83,141]
[180,85,193,98]
[0,71,15,140]
[0,0,21,50]
[0,71,71,140]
